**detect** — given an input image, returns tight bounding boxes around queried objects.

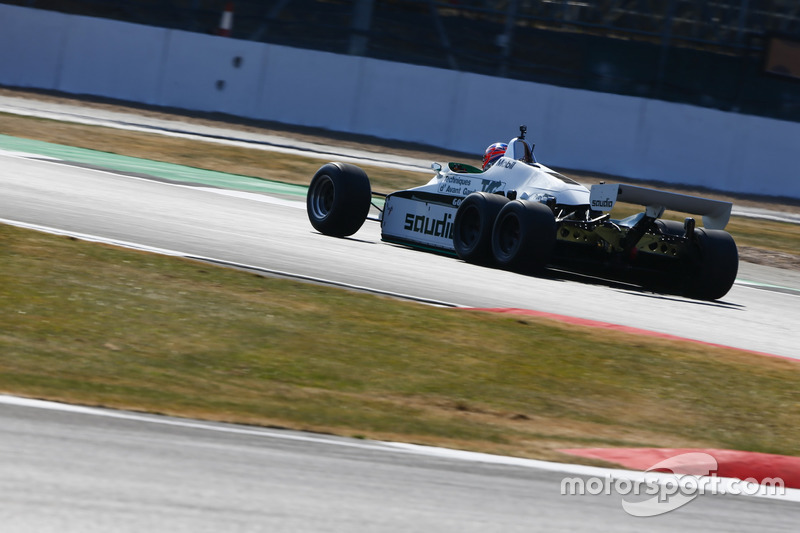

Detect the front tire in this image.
[491,200,556,272]
[453,192,510,264]
[307,163,371,237]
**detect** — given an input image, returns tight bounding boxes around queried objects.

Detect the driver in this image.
[482,142,507,170]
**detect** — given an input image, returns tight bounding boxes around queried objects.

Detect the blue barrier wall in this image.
[1,4,797,199]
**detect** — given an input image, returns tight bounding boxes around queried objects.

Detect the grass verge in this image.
[2,223,799,463]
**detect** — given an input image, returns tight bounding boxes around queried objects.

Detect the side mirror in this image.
[431,162,442,172]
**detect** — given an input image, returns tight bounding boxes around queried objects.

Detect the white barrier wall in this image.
[0,7,66,89]
[257,46,363,131]
[161,32,269,116]
[1,4,798,199]
[58,15,167,103]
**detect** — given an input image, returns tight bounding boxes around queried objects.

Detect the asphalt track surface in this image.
[1,148,799,358]
[2,396,799,532]
[2,99,800,530]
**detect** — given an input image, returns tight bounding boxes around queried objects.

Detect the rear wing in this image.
[589,183,732,230]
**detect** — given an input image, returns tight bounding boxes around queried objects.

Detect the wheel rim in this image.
[458,205,481,248]
[309,175,334,220]
[497,213,521,257]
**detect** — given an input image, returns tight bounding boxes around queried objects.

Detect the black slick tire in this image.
[491,200,556,272]
[684,228,738,300]
[453,192,510,264]
[307,163,371,237]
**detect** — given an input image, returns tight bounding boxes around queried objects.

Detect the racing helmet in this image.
[482,142,508,170]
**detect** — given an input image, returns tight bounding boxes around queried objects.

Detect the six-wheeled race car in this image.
[306,126,738,300]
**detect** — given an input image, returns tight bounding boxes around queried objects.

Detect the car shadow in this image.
[310,231,377,245]
[541,268,744,310]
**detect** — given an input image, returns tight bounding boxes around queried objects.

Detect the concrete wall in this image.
[1,4,798,199]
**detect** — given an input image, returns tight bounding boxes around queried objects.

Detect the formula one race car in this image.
[306,126,738,300]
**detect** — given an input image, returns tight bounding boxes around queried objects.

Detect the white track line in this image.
[0,217,460,308]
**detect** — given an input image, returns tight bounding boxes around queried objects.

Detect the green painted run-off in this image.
[0,134,309,198]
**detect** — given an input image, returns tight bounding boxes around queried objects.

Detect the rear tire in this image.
[491,200,556,272]
[453,192,510,264]
[307,163,371,237]
[684,229,738,300]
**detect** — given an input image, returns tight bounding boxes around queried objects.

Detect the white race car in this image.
[306,126,738,300]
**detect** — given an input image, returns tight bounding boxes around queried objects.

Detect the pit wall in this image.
[1,4,797,199]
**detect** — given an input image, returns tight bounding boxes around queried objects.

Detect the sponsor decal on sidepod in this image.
[403,212,454,240]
